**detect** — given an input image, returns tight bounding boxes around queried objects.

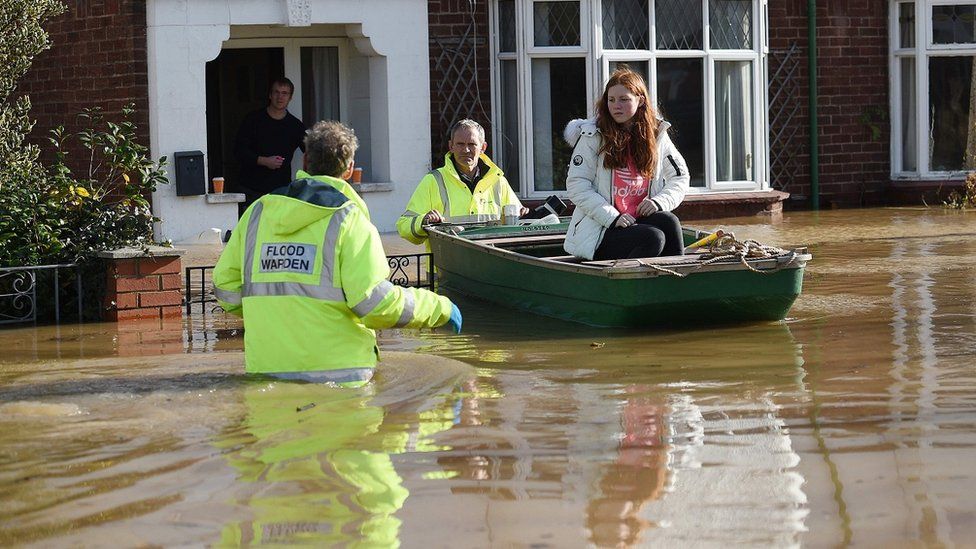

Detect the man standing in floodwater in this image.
[213,120,462,387]
[233,77,308,214]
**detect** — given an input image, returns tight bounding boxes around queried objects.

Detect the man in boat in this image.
[213,120,463,388]
[397,119,527,247]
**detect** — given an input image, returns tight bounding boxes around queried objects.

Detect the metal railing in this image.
[185,253,435,315]
[0,264,83,325]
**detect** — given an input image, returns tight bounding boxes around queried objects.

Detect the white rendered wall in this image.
[146,0,432,242]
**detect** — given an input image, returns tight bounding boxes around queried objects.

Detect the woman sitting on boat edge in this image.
[562,66,690,261]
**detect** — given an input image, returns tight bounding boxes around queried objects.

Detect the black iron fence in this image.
[0,264,84,325]
[185,253,435,315]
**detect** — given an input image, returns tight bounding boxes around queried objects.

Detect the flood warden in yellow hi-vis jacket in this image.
[397,119,525,247]
[213,121,462,387]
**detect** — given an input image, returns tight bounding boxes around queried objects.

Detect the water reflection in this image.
[3,209,976,546]
[216,383,407,546]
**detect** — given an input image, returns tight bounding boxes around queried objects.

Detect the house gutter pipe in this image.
[808,0,819,210]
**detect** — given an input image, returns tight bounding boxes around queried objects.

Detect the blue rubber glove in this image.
[446,304,462,334]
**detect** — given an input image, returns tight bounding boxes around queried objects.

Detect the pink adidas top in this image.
[611,159,649,218]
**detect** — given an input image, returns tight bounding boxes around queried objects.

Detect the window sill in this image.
[355,182,394,193]
[205,193,246,204]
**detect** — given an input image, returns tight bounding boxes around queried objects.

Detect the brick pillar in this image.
[98,247,186,322]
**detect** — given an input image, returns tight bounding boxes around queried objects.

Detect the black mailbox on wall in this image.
[173,150,205,196]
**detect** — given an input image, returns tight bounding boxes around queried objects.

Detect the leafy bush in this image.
[0,0,168,268]
[944,172,976,210]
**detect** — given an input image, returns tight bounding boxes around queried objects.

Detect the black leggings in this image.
[594,211,684,261]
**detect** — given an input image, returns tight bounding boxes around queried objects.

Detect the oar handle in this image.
[685,229,725,251]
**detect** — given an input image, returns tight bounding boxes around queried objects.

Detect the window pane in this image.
[656,0,702,49]
[499,60,521,191]
[932,5,976,45]
[709,0,752,49]
[714,61,754,181]
[499,0,517,52]
[900,2,915,48]
[603,0,649,50]
[609,61,648,85]
[928,56,975,171]
[300,47,340,123]
[531,58,587,191]
[534,1,581,47]
[900,57,917,172]
[657,58,705,187]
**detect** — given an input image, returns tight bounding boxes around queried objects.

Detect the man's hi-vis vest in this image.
[396,153,523,245]
[213,179,453,383]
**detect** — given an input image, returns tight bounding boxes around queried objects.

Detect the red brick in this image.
[106,307,160,322]
[139,256,181,275]
[139,290,182,308]
[104,292,139,310]
[160,305,182,318]
[160,273,183,290]
[113,276,160,292]
[108,259,140,277]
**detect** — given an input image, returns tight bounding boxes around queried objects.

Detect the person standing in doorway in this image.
[234,77,308,213]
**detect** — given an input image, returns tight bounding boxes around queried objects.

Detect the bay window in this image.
[491,0,768,198]
[893,1,976,176]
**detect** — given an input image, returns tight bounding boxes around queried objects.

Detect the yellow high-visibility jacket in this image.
[293,170,370,219]
[397,153,523,246]
[213,178,453,382]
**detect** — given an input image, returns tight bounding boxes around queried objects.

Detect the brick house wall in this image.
[769,1,890,208]
[20,0,150,174]
[427,0,494,166]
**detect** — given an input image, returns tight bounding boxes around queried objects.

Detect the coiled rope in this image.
[614,232,798,277]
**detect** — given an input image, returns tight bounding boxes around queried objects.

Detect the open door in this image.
[205,48,285,195]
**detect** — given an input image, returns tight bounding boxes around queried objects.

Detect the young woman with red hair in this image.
[562,67,689,261]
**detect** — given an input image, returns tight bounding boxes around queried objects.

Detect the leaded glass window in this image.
[603,0,648,50]
[534,2,581,47]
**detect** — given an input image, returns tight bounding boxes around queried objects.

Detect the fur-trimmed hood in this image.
[562,116,672,147]
[563,117,598,146]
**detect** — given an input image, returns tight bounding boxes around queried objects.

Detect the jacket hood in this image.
[563,117,598,147]
[267,177,350,235]
[563,115,672,147]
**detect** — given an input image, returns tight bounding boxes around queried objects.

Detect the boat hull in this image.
[428,225,808,328]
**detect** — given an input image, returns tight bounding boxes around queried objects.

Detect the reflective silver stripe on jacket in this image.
[214,286,242,305]
[240,201,350,302]
[430,169,501,223]
[268,367,373,384]
[351,280,396,317]
[352,280,416,327]
[430,170,451,219]
[395,287,416,327]
[400,209,426,239]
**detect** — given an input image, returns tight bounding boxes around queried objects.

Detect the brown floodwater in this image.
[1,207,975,547]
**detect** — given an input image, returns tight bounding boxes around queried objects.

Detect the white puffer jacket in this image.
[562,117,690,260]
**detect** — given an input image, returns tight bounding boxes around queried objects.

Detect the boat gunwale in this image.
[427,225,811,279]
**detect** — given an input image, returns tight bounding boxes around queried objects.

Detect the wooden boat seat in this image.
[478,234,567,247]
[542,255,583,263]
[581,254,709,267]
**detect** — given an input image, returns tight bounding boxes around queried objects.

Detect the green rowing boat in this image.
[425,220,811,327]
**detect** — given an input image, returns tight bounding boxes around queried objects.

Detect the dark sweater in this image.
[234,108,307,195]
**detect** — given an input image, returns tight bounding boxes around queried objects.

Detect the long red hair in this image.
[596,67,659,178]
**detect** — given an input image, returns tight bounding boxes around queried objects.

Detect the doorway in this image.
[205,48,285,194]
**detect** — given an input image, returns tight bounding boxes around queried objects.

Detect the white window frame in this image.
[491,0,769,198]
[891,0,976,179]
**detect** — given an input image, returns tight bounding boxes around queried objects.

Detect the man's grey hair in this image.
[304,120,358,177]
[448,119,486,143]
